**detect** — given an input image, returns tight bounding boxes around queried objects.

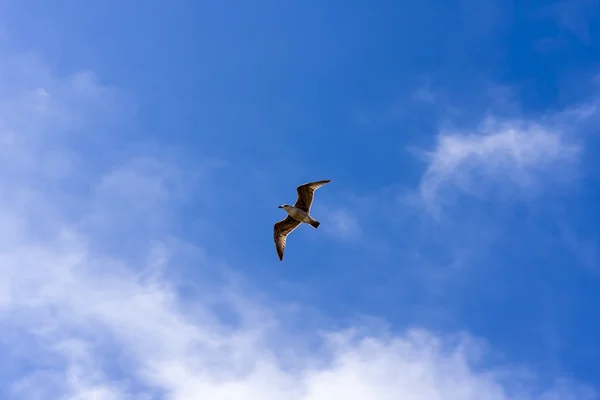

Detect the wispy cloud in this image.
[0,46,595,400]
[539,0,598,43]
[418,117,581,215]
[323,208,362,241]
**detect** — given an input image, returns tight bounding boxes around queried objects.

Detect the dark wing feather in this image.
[274,215,301,261]
[293,180,331,212]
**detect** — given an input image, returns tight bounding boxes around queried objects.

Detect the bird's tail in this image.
[309,219,320,228]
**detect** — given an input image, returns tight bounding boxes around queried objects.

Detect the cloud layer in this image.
[0,48,595,400]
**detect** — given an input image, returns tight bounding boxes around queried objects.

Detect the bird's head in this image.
[278,204,291,210]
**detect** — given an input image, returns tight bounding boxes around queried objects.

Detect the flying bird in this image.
[274,179,331,261]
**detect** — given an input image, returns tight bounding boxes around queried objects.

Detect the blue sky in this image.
[0,0,599,398]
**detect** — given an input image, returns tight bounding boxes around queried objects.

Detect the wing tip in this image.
[297,179,332,190]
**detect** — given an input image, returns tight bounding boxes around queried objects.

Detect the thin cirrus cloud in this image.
[418,116,582,215]
[323,207,362,241]
[0,49,596,400]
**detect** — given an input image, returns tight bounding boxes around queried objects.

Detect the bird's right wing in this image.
[294,180,331,212]
[274,215,301,261]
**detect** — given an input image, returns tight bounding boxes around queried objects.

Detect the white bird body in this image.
[280,205,315,225]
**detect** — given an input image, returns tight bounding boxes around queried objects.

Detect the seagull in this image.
[274,180,331,261]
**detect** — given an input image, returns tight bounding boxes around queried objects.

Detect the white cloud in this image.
[0,48,595,399]
[419,117,581,214]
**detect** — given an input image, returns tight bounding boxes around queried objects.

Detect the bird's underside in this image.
[274,180,331,261]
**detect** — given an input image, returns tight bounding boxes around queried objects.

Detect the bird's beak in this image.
[278,205,282,208]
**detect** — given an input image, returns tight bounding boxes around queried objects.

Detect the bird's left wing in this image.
[274,215,302,261]
[294,180,331,212]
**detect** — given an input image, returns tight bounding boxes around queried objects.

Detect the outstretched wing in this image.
[274,215,302,261]
[294,180,331,212]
